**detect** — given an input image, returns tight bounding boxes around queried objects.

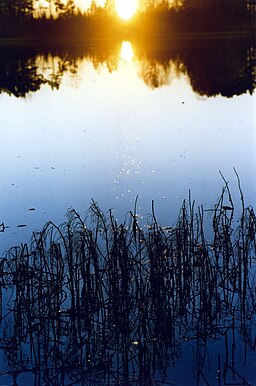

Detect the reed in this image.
[0,184,255,385]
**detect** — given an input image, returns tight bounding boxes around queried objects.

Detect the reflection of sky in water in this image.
[0,46,255,252]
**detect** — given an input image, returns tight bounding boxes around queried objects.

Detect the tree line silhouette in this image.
[0,0,254,38]
[0,36,254,98]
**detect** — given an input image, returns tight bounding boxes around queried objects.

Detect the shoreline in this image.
[0,29,255,46]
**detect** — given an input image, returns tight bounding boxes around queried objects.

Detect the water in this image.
[0,36,255,385]
[0,37,255,252]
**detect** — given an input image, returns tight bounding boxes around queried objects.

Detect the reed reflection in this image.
[0,187,255,385]
[0,36,254,98]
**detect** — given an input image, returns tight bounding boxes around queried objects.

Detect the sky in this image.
[35,0,182,16]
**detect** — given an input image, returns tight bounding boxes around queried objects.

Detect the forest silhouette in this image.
[0,3,255,386]
[0,0,255,38]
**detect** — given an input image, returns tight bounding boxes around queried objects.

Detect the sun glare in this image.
[115,0,138,20]
[120,41,134,61]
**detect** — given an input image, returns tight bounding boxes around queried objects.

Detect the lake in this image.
[0,36,255,251]
[0,35,255,385]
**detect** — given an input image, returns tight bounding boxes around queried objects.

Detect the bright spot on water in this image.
[120,41,134,62]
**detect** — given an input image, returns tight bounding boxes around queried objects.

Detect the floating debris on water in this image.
[0,222,9,232]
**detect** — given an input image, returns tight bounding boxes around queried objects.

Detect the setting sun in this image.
[115,0,138,20]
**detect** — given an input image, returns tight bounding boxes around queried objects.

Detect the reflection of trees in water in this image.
[0,48,80,97]
[0,48,45,97]
[138,58,186,88]
[0,44,121,98]
[182,38,255,97]
[136,37,255,96]
[36,53,80,90]
[0,185,255,385]
[90,52,119,73]
[0,37,255,98]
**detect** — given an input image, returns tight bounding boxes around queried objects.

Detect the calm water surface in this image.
[0,37,255,252]
[0,36,255,385]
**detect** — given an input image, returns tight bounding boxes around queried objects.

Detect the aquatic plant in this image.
[0,184,255,385]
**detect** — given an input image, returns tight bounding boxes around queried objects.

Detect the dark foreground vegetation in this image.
[0,0,255,38]
[0,175,255,385]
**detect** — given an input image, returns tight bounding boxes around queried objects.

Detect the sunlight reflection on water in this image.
[0,36,255,386]
[120,41,134,61]
[0,37,255,252]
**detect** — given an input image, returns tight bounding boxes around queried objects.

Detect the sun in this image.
[115,0,138,20]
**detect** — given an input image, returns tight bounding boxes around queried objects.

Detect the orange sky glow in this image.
[34,0,183,18]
